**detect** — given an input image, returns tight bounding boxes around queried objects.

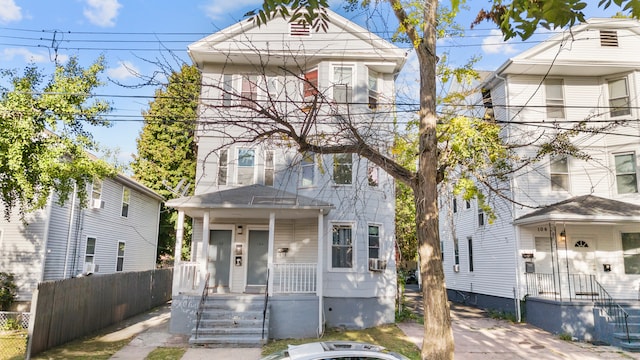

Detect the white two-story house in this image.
[166,10,406,344]
[0,174,164,310]
[439,17,640,345]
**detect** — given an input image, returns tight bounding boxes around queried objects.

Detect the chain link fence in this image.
[0,312,30,360]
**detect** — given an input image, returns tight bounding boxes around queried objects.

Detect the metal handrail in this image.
[194,273,211,340]
[594,279,630,344]
[262,269,270,340]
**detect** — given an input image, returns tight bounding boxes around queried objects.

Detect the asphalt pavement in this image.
[101,285,640,359]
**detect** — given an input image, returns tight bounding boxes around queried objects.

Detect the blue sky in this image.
[0,0,622,167]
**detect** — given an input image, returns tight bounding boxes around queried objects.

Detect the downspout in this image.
[268,212,275,296]
[63,183,77,278]
[316,210,324,337]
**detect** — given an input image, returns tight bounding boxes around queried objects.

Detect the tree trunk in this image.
[415,1,454,359]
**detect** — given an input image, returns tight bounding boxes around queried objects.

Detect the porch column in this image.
[317,210,324,337]
[201,211,210,284]
[174,210,185,266]
[268,212,275,296]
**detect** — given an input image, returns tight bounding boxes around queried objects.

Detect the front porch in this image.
[166,185,334,343]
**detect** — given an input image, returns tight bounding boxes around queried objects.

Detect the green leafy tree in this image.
[0,57,115,220]
[131,64,200,261]
[242,1,640,358]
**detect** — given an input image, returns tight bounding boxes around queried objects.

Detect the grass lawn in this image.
[29,334,134,360]
[0,330,28,360]
[145,347,187,360]
[262,324,421,360]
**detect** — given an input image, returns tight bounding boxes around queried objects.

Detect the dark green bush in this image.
[0,272,17,311]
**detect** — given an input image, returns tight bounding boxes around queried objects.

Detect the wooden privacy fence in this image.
[27,268,172,357]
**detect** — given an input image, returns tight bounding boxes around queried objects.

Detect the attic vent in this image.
[290,22,311,37]
[599,30,618,47]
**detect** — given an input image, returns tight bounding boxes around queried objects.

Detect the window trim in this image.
[332,153,353,185]
[121,187,130,218]
[329,222,356,272]
[236,147,256,185]
[544,78,565,119]
[614,152,638,194]
[300,152,316,187]
[608,77,631,118]
[368,223,381,261]
[218,149,228,186]
[468,236,474,272]
[116,241,125,272]
[367,161,379,187]
[368,68,381,110]
[264,150,275,186]
[85,236,97,265]
[331,64,355,104]
[550,155,570,192]
[622,232,640,274]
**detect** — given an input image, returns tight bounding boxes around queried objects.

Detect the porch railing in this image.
[174,261,199,294]
[273,263,317,294]
[525,273,630,343]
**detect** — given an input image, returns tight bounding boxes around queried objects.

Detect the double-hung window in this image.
[550,155,569,191]
[468,237,474,272]
[332,66,353,104]
[237,148,255,185]
[264,150,274,186]
[367,162,379,187]
[332,224,353,269]
[85,237,96,264]
[333,154,352,185]
[368,225,380,260]
[615,153,638,194]
[222,74,234,106]
[622,233,640,274]
[116,241,125,272]
[368,70,380,110]
[609,78,631,117]
[218,149,228,186]
[545,79,565,119]
[300,152,315,187]
[241,75,258,108]
[121,187,130,217]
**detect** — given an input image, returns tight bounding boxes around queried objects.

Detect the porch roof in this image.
[165,184,334,218]
[513,195,640,225]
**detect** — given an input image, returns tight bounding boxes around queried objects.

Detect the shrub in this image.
[0,272,18,311]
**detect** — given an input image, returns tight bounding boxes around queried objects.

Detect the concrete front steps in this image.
[189,294,269,347]
[603,305,640,352]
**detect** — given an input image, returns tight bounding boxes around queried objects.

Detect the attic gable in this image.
[187,9,406,72]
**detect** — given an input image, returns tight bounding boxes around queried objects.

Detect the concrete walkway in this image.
[103,292,640,360]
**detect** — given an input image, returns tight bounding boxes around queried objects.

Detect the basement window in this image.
[600,30,619,47]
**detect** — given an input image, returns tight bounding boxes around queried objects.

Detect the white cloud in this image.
[202,0,263,20]
[83,0,122,27]
[482,29,517,55]
[0,0,22,23]
[1,48,48,63]
[107,61,140,80]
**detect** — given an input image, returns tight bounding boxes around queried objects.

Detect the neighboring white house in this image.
[0,174,164,309]
[166,9,406,343]
[439,18,640,344]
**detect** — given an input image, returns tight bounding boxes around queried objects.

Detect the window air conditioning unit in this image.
[453,264,460,272]
[368,258,387,272]
[84,262,96,274]
[91,199,104,209]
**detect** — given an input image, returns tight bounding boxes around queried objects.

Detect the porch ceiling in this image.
[514,195,640,226]
[165,184,334,219]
